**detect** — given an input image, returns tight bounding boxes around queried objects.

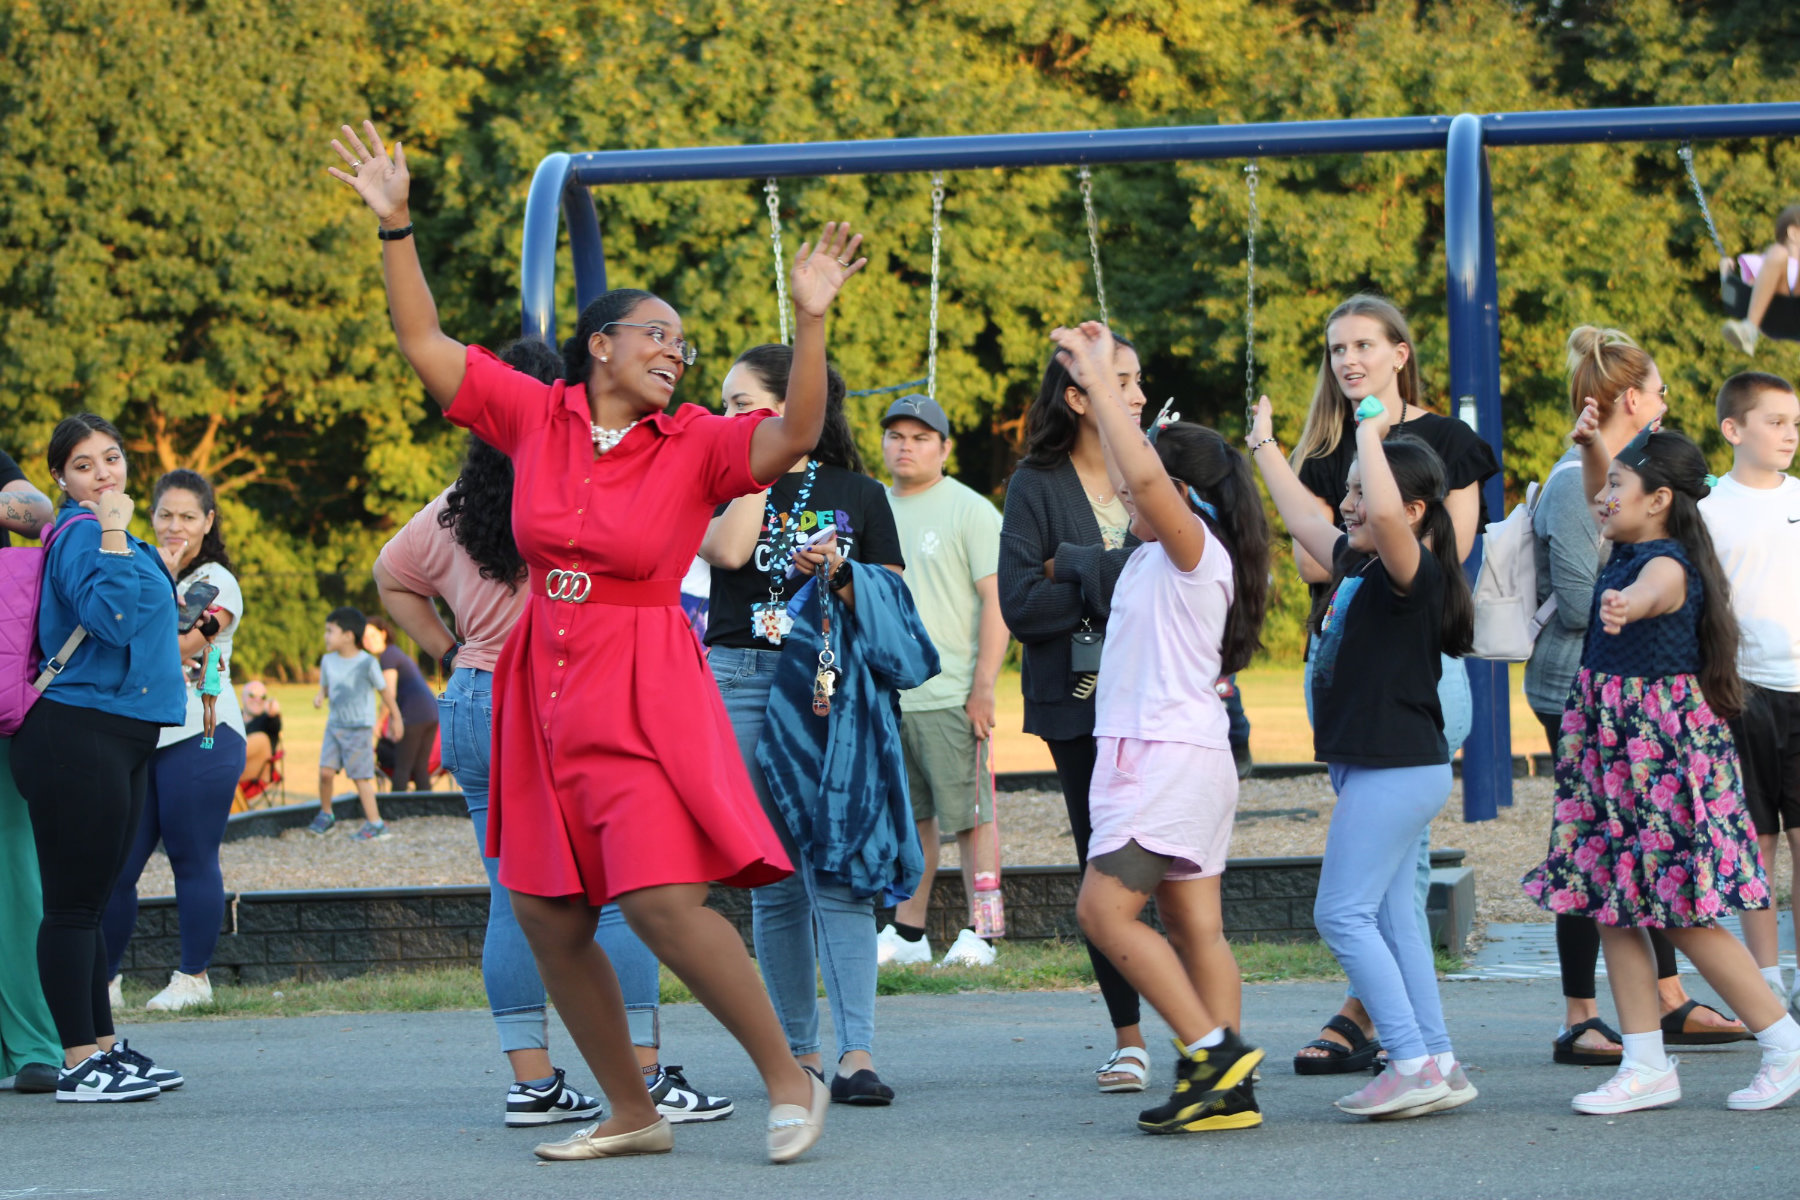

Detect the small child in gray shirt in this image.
[308,606,402,840]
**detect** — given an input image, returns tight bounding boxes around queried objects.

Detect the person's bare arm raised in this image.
[747,224,867,483]
[327,121,467,407]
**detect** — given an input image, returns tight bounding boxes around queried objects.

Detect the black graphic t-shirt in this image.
[0,447,23,549]
[705,462,906,650]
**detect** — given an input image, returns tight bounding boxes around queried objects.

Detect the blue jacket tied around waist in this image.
[757,561,939,903]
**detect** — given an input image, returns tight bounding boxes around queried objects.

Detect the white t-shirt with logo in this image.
[160,561,246,748]
[1699,472,1800,691]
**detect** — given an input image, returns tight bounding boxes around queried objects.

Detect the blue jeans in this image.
[438,667,659,1054]
[709,645,877,1061]
[1308,644,1467,1005]
[1315,763,1454,1062]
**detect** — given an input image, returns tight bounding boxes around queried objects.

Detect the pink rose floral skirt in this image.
[1521,669,1769,927]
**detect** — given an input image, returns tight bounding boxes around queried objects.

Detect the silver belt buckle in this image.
[544,570,592,604]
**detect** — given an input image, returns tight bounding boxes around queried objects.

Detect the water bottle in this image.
[972,872,1005,939]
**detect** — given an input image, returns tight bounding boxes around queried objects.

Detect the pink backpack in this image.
[0,511,98,737]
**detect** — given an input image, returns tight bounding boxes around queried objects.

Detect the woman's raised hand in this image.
[1248,396,1275,449]
[80,490,134,529]
[1049,321,1115,393]
[790,223,867,319]
[327,121,410,224]
[1571,398,1601,447]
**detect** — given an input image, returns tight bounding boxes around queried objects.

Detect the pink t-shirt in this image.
[1092,534,1233,749]
[375,489,527,673]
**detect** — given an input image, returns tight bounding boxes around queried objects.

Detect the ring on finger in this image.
[351,159,363,168]
[834,257,850,267]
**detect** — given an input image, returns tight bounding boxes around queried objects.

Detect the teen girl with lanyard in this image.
[330,120,862,1164]
[1286,294,1494,1075]
[699,343,906,1104]
[1522,409,1800,1114]
[1251,394,1477,1119]
[997,337,1151,1093]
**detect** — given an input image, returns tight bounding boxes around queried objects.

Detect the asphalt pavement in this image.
[3,978,1793,1200]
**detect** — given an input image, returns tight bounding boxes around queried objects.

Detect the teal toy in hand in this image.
[200,645,222,750]
[1355,396,1385,422]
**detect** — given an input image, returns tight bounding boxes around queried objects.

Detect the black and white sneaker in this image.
[505,1068,604,1127]
[56,1053,161,1103]
[110,1039,183,1090]
[649,1064,734,1123]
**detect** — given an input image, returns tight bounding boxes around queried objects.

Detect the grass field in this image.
[252,663,1555,799]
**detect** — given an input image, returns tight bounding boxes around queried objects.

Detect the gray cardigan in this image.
[1524,448,1601,715]
[998,458,1138,741]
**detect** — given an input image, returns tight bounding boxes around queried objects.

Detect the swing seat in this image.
[1722,258,1800,342]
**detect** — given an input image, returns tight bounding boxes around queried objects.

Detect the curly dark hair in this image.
[152,468,233,580]
[436,338,552,590]
[732,343,863,473]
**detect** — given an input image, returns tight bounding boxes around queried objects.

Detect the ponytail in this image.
[1419,495,1473,656]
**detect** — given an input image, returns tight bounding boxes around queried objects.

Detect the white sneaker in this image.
[875,924,931,966]
[939,928,997,967]
[1723,318,1759,355]
[1572,1058,1681,1115]
[1727,1047,1800,1111]
[145,970,213,1012]
[108,975,123,1012]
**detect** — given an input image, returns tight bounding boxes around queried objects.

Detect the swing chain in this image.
[1244,160,1260,429]
[765,177,791,345]
[1078,166,1110,327]
[1678,142,1730,266]
[927,173,945,402]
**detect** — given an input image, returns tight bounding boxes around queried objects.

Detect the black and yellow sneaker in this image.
[1137,1031,1265,1134]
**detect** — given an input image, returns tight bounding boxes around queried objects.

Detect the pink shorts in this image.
[1087,736,1239,881]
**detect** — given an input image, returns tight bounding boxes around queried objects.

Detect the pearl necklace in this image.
[590,421,639,454]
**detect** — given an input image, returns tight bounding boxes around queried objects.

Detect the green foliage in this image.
[2,0,1795,671]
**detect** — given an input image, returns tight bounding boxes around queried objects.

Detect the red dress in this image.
[446,346,792,902]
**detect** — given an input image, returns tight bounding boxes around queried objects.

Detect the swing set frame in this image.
[519,101,1800,822]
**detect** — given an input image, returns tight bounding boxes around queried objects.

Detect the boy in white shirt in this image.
[1700,370,1800,1008]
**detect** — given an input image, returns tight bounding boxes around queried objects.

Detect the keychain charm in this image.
[813,580,837,717]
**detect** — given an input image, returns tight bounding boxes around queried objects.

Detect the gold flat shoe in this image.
[767,1073,829,1164]
[534,1116,673,1160]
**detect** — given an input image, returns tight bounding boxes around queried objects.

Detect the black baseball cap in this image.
[880,394,951,438]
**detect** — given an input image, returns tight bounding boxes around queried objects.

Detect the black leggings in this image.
[390,719,438,792]
[1045,735,1142,1031]
[1535,709,1679,997]
[11,697,158,1049]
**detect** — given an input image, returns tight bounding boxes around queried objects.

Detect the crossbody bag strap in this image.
[33,625,90,692]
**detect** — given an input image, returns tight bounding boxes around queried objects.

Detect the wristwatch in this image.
[827,558,854,592]
[440,643,462,673]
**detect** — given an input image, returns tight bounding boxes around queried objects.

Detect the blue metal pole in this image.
[564,181,607,314]
[1445,113,1508,822]
[520,153,571,344]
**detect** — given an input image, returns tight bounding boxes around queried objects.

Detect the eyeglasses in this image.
[601,322,698,366]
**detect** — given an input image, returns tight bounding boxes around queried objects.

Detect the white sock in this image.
[1184,1027,1226,1055]
[1620,1031,1669,1071]
[1434,1051,1456,1075]
[1762,965,1788,995]
[1392,1054,1431,1076]
[1753,1014,1800,1056]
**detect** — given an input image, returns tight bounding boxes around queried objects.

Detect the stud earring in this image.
[599,356,609,363]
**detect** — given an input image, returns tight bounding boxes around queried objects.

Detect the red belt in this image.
[530,570,681,607]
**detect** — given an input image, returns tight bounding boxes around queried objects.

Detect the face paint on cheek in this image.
[1601,496,1622,518]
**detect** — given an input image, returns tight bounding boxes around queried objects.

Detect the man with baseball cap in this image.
[876,395,1010,968]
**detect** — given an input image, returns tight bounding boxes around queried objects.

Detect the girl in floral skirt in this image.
[1523,401,1800,1115]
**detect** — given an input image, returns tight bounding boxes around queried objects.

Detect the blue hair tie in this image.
[1703,473,1720,488]
[1188,487,1218,520]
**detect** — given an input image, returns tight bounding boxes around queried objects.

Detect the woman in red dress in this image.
[329,121,864,1165]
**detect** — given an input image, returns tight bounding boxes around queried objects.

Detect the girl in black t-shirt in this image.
[700,344,906,1103]
[1251,396,1477,1121]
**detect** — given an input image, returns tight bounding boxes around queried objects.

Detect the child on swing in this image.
[1053,322,1272,1134]
[1723,204,1800,355]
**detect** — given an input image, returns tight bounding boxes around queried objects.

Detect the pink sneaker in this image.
[1572,1058,1680,1115]
[1371,1061,1478,1120]
[1727,1048,1800,1111]
[1335,1060,1449,1117]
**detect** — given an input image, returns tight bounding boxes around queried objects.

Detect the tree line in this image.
[1,0,1793,675]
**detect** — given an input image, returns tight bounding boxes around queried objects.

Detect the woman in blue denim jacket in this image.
[10,413,186,1103]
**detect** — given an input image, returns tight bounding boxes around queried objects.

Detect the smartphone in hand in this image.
[784,525,839,581]
[176,581,222,633]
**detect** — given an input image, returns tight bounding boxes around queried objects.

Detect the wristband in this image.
[101,525,128,534]
[1355,396,1385,422]
[1247,436,1277,454]
[377,223,414,241]
[441,643,462,673]
[827,559,854,592]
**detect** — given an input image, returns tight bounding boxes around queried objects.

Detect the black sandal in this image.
[1293,1014,1383,1076]
[1553,1017,1623,1065]
[1661,999,1753,1045]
